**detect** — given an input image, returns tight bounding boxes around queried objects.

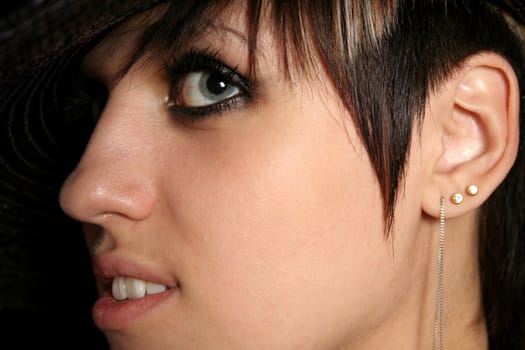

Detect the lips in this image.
[91,253,180,330]
[92,287,178,330]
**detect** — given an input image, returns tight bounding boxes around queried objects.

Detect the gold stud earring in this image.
[451,192,464,204]
[466,184,479,196]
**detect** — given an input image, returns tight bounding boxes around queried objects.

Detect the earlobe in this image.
[421,52,520,219]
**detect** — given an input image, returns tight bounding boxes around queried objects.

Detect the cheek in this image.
[172,115,384,268]
[155,107,400,346]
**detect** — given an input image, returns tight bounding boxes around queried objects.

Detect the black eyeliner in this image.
[164,49,255,122]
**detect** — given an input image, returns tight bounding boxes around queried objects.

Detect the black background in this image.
[1,1,108,348]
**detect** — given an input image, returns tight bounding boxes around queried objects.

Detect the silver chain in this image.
[432,197,446,350]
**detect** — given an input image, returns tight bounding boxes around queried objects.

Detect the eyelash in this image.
[165,50,255,122]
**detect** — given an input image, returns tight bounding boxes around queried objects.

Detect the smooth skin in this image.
[59,4,519,350]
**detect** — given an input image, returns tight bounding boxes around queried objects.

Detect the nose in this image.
[59,91,159,225]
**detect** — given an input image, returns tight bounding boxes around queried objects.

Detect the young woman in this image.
[1,1,524,349]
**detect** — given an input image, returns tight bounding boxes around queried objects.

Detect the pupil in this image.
[206,73,227,95]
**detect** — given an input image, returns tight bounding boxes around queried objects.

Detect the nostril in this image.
[82,223,104,252]
[82,223,116,254]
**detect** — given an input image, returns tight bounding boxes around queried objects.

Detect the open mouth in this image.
[92,276,180,330]
[90,254,181,330]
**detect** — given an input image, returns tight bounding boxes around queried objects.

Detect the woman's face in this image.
[59,4,432,350]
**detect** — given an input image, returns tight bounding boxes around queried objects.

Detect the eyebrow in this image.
[203,19,248,44]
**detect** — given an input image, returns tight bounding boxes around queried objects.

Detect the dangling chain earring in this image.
[432,185,478,349]
[432,197,446,350]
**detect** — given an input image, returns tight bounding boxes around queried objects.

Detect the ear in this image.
[421,52,520,219]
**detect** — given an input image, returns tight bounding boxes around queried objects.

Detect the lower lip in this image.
[92,288,178,331]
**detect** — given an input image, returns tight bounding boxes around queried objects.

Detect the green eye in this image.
[166,51,255,121]
[176,70,241,108]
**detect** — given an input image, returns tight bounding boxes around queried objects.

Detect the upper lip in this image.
[92,252,179,290]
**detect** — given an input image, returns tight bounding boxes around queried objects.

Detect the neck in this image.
[438,211,488,350]
[343,211,488,350]
[419,210,488,350]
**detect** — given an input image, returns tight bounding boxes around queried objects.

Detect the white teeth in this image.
[126,277,146,299]
[112,276,127,301]
[146,282,167,295]
[111,277,168,301]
